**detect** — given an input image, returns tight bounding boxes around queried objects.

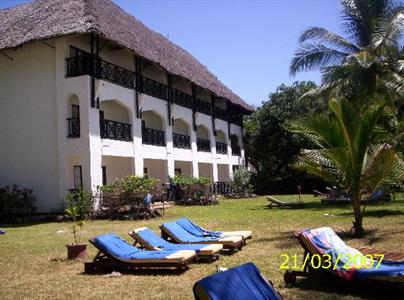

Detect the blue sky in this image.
[1,0,342,106]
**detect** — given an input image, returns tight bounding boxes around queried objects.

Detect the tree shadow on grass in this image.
[337,209,404,218]
[286,275,404,300]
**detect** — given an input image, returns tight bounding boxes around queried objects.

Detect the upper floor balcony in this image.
[65,47,242,123]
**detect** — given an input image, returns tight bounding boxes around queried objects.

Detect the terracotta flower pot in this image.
[66,243,87,260]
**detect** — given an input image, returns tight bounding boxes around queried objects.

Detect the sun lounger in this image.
[285,227,404,288]
[363,188,390,203]
[267,196,305,208]
[84,232,196,273]
[320,196,351,204]
[160,221,244,251]
[193,262,282,300]
[129,227,222,260]
[176,217,252,241]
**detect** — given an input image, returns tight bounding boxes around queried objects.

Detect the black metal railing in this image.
[99,60,134,89]
[67,117,80,138]
[142,127,166,146]
[197,138,211,152]
[232,144,241,156]
[211,181,233,195]
[100,119,132,141]
[65,48,245,125]
[215,141,228,154]
[171,88,193,108]
[215,107,227,121]
[195,99,212,115]
[141,76,168,100]
[173,133,191,149]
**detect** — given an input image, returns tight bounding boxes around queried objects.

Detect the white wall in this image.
[0,42,60,212]
[102,156,134,184]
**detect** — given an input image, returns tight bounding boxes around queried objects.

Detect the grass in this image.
[1,194,404,299]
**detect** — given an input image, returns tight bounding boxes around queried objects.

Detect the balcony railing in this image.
[142,127,166,146]
[171,88,193,108]
[100,119,132,141]
[66,48,245,125]
[173,133,191,149]
[195,99,212,115]
[141,76,167,100]
[232,144,241,156]
[67,117,80,138]
[215,107,227,121]
[215,141,228,154]
[197,138,211,152]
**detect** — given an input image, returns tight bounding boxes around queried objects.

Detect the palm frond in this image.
[290,44,349,75]
[299,27,361,52]
[372,6,404,48]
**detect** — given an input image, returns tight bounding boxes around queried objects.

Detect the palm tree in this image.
[290,0,404,103]
[291,98,404,236]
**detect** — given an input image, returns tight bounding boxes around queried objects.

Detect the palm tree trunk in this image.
[351,195,364,237]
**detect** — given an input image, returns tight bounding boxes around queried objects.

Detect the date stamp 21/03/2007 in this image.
[279,253,384,271]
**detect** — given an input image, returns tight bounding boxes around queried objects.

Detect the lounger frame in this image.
[128,231,220,262]
[160,225,244,251]
[84,238,195,274]
[284,230,404,289]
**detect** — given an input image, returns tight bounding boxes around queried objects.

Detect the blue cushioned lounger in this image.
[176,218,252,240]
[84,232,196,273]
[160,222,244,251]
[129,227,222,259]
[193,262,282,300]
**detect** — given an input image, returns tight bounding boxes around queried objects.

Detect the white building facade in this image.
[0,0,253,212]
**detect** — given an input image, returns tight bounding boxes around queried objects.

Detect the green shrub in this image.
[170,175,216,205]
[98,175,162,219]
[0,185,36,223]
[230,167,254,197]
[64,189,93,218]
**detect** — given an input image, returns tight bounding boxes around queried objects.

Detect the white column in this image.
[191,129,199,177]
[211,128,218,182]
[133,114,144,177]
[166,114,175,180]
[226,126,233,179]
[55,38,69,209]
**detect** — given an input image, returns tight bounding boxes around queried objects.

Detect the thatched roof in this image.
[0,0,253,112]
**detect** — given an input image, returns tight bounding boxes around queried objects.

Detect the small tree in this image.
[231,167,253,197]
[65,190,92,244]
[291,98,404,236]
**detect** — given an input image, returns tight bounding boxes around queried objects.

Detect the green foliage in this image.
[100,174,160,195]
[290,0,404,106]
[170,175,215,205]
[245,81,328,194]
[65,189,93,244]
[231,167,253,196]
[0,185,36,223]
[98,175,162,219]
[291,97,404,236]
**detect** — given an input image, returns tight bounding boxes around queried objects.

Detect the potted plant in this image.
[65,190,92,260]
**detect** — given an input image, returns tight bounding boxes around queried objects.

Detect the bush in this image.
[170,175,216,205]
[229,167,254,198]
[64,189,94,219]
[98,175,162,219]
[0,185,36,223]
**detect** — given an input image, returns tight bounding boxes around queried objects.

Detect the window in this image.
[175,168,182,175]
[102,166,107,186]
[144,167,148,178]
[73,165,83,189]
[71,105,80,118]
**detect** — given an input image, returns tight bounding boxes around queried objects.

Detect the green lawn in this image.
[1,195,404,299]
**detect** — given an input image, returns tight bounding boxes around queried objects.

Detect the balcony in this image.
[215,107,227,121]
[142,127,166,146]
[215,141,228,154]
[65,47,245,125]
[173,133,191,149]
[67,117,80,138]
[232,144,241,156]
[141,76,168,100]
[197,138,211,152]
[100,119,132,141]
[171,88,193,109]
[195,99,212,115]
